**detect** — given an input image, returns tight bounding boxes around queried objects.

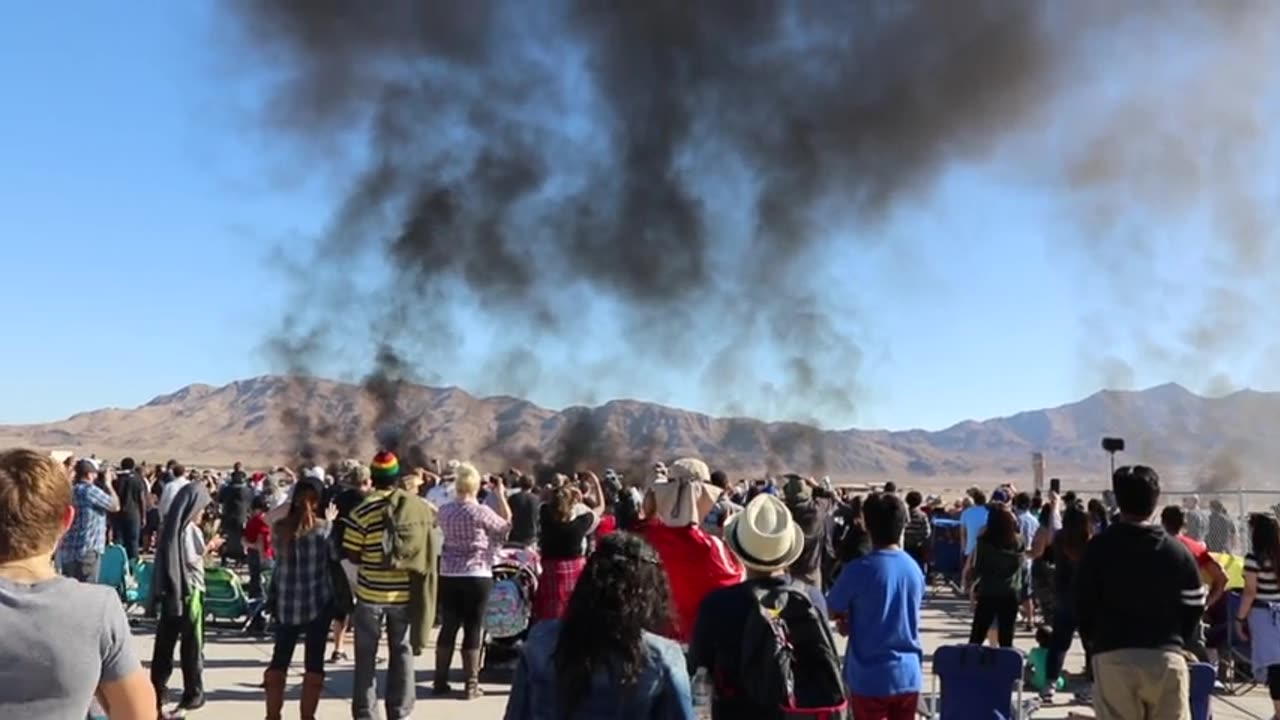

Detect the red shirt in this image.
[637,518,744,643]
[243,512,274,560]
[1177,533,1213,569]
[595,514,618,540]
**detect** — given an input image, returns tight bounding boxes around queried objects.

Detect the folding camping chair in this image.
[1221,591,1258,695]
[1188,661,1215,720]
[133,561,153,607]
[927,645,1033,720]
[98,544,148,610]
[203,566,263,632]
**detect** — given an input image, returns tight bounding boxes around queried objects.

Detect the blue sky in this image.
[2,4,1276,432]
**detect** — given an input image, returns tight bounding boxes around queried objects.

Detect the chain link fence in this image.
[1159,489,1280,555]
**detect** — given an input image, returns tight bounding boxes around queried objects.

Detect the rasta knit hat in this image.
[371,451,400,482]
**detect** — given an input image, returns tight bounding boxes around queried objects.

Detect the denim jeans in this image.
[246,550,272,599]
[352,602,414,720]
[114,516,141,562]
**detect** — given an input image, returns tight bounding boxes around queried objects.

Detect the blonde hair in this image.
[454,462,482,496]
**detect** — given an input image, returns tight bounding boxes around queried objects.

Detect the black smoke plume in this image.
[228,2,1280,479]
[229,0,1068,469]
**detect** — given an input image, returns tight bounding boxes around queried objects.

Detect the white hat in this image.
[303,465,326,482]
[668,457,711,484]
[650,457,721,528]
[724,494,805,573]
[651,479,721,527]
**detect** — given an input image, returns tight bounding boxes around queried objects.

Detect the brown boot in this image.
[300,672,324,720]
[462,650,484,700]
[432,644,454,695]
[262,669,287,720]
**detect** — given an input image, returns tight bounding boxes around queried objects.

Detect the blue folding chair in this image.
[1188,661,1214,720]
[97,545,143,604]
[929,645,1029,719]
[97,544,129,588]
[132,561,153,607]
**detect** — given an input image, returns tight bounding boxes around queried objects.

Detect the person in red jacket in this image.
[637,458,743,643]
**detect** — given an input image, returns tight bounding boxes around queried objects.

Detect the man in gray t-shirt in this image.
[0,575,140,719]
[0,449,154,719]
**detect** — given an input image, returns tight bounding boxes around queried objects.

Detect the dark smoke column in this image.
[228,1,1070,468]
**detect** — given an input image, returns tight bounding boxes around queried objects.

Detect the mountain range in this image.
[1,375,1276,487]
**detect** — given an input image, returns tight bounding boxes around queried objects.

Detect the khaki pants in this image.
[1092,649,1190,720]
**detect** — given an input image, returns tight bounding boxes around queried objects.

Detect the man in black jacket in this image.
[217,463,253,566]
[1077,465,1204,720]
[112,457,149,562]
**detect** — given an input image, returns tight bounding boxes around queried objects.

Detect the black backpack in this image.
[737,583,851,720]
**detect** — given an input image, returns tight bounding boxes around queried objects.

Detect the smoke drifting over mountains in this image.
[228,2,1280,475]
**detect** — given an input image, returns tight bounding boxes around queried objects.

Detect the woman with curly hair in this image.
[504,533,694,720]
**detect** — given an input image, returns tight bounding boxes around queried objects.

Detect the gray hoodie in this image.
[152,484,210,618]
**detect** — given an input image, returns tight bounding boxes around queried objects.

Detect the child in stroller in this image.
[483,545,542,675]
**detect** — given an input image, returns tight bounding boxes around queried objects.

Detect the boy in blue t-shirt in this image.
[827,492,925,720]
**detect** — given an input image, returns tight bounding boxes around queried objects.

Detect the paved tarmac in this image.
[132,590,1277,719]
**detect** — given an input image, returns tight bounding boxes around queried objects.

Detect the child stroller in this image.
[482,545,541,678]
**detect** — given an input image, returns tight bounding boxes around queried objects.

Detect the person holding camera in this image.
[534,472,603,622]
[433,463,511,700]
[61,458,121,583]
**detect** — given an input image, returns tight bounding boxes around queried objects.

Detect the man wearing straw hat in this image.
[689,493,834,719]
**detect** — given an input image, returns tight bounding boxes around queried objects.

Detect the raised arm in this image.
[92,482,121,514]
[582,471,605,510]
[490,476,513,522]
[1031,526,1051,560]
